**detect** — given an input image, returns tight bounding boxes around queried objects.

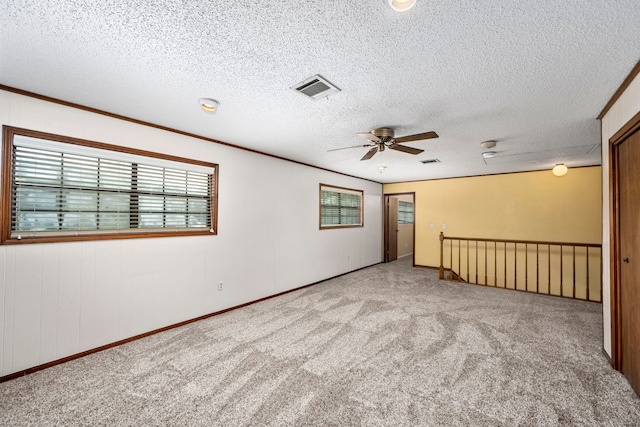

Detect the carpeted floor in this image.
[1,257,639,426]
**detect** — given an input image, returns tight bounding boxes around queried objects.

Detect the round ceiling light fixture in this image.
[552,164,568,177]
[385,0,417,12]
[480,140,497,150]
[198,98,219,112]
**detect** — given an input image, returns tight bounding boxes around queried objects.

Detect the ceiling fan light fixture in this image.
[552,164,568,177]
[385,0,417,12]
[198,98,219,112]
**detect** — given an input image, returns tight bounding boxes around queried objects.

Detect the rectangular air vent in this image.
[421,159,441,164]
[291,74,340,100]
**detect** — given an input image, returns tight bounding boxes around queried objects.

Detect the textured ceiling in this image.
[1,0,639,183]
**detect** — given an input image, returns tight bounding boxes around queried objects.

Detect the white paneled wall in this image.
[600,71,640,357]
[0,90,383,377]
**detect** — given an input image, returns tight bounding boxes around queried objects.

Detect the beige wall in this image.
[601,70,640,357]
[397,224,414,258]
[384,167,602,268]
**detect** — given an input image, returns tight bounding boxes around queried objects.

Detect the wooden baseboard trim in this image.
[0,262,381,383]
[413,264,439,270]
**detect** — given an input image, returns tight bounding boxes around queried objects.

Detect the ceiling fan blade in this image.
[328,144,373,152]
[393,131,439,144]
[360,147,379,161]
[389,144,424,155]
[357,132,381,142]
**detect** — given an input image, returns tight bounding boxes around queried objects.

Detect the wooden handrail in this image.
[439,234,602,248]
[438,232,602,303]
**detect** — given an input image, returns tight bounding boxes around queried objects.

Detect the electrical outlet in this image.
[218,281,223,291]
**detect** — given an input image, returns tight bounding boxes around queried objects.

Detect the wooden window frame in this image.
[319,183,364,230]
[1,126,219,244]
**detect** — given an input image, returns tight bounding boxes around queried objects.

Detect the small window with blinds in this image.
[1,126,218,244]
[319,184,363,229]
[398,201,414,224]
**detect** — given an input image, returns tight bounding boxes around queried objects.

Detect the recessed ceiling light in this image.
[198,98,219,112]
[385,0,417,12]
[482,151,496,158]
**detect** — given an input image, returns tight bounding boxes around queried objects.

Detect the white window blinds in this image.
[320,184,363,228]
[9,134,216,238]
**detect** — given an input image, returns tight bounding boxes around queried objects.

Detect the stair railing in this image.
[438,232,602,302]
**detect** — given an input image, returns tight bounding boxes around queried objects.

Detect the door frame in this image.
[609,110,640,370]
[383,192,416,265]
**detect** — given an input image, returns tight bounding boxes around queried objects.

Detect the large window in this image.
[398,201,414,224]
[319,184,363,229]
[1,126,218,243]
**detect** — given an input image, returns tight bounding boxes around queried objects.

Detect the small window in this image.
[398,201,414,224]
[1,126,218,243]
[319,184,363,229]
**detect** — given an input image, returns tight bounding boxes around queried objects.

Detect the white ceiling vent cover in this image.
[291,74,340,100]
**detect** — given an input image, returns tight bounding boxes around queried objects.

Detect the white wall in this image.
[0,90,383,377]
[601,72,640,357]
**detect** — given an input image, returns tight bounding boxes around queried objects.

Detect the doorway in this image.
[610,111,640,397]
[384,193,416,264]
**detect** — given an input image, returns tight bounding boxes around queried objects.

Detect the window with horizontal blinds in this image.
[319,184,363,229]
[1,127,218,243]
[398,201,414,224]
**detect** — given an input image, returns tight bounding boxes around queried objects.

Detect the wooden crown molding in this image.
[598,59,640,120]
[0,84,381,185]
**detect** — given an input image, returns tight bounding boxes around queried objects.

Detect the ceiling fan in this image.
[329,127,439,160]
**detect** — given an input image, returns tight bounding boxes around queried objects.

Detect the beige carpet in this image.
[1,257,639,426]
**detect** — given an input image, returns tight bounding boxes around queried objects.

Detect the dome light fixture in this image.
[480,140,497,150]
[198,98,219,113]
[552,164,568,177]
[385,0,417,12]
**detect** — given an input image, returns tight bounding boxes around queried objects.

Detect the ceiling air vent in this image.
[421,159,441,164]
[291,74,340,100]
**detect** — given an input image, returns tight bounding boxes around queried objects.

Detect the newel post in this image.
[439,232,445,280]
